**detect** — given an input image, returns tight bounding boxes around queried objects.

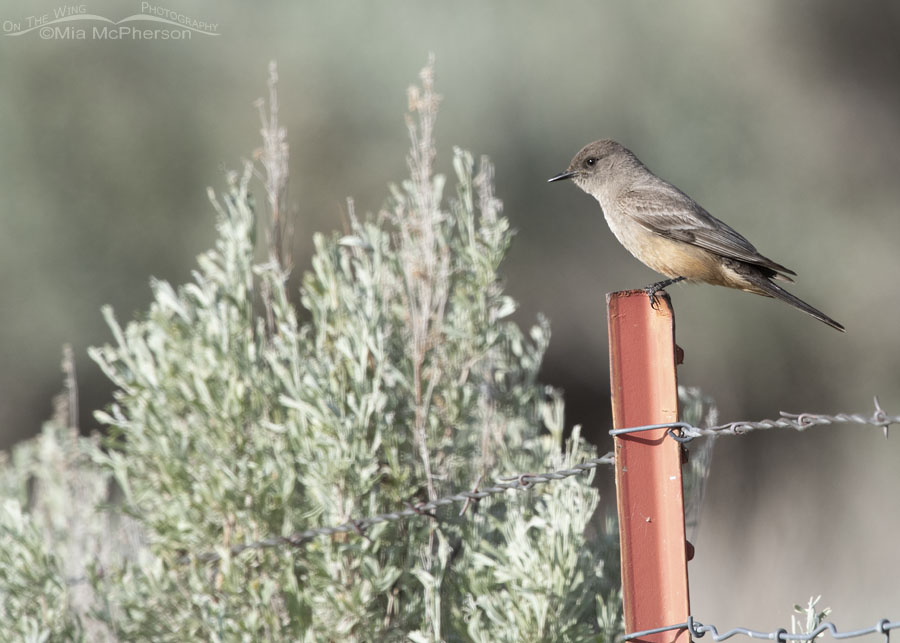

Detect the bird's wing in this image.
[617,187,796,278]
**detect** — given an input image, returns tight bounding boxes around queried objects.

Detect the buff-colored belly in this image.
[603,210,729,285]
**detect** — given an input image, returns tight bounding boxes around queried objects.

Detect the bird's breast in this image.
[600,205,725,283]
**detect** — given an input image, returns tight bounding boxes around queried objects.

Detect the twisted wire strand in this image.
[620,616,898,643]
[184,399,894,563]
[190,453,616,563]
[610,397,895,442]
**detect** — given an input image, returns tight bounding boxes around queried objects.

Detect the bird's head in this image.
[548,139,641,195]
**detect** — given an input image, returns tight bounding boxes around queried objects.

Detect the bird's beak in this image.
[547,170,576,182]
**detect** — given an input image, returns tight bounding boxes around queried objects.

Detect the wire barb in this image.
[458,474,484,516]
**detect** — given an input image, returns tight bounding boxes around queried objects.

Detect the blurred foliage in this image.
[0,62,621,641]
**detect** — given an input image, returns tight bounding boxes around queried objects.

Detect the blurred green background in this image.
[2,0,899,629]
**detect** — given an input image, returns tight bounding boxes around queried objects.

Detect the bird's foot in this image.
[642,276,685,310]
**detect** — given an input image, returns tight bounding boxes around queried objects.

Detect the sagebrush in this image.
[0,60,622,642]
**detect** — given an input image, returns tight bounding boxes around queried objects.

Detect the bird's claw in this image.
[644,286,663,310]
[641,276,685,310]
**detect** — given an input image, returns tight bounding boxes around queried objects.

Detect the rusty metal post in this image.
[608,290,690,643]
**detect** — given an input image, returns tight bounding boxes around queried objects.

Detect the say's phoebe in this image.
[549,139,844,332]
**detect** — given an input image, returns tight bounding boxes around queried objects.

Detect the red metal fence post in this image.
[608,290,690,643]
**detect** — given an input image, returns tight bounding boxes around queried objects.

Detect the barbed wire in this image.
[610,397,896,442]
[621,616,899,642]
[183,399,895,564]
[187,453,616,564]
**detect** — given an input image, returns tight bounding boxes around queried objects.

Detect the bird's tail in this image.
[751,278,845,332]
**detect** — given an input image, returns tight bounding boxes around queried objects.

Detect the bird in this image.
[548,139,844,332]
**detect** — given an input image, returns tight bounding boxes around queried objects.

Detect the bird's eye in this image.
[585,157,598,167]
